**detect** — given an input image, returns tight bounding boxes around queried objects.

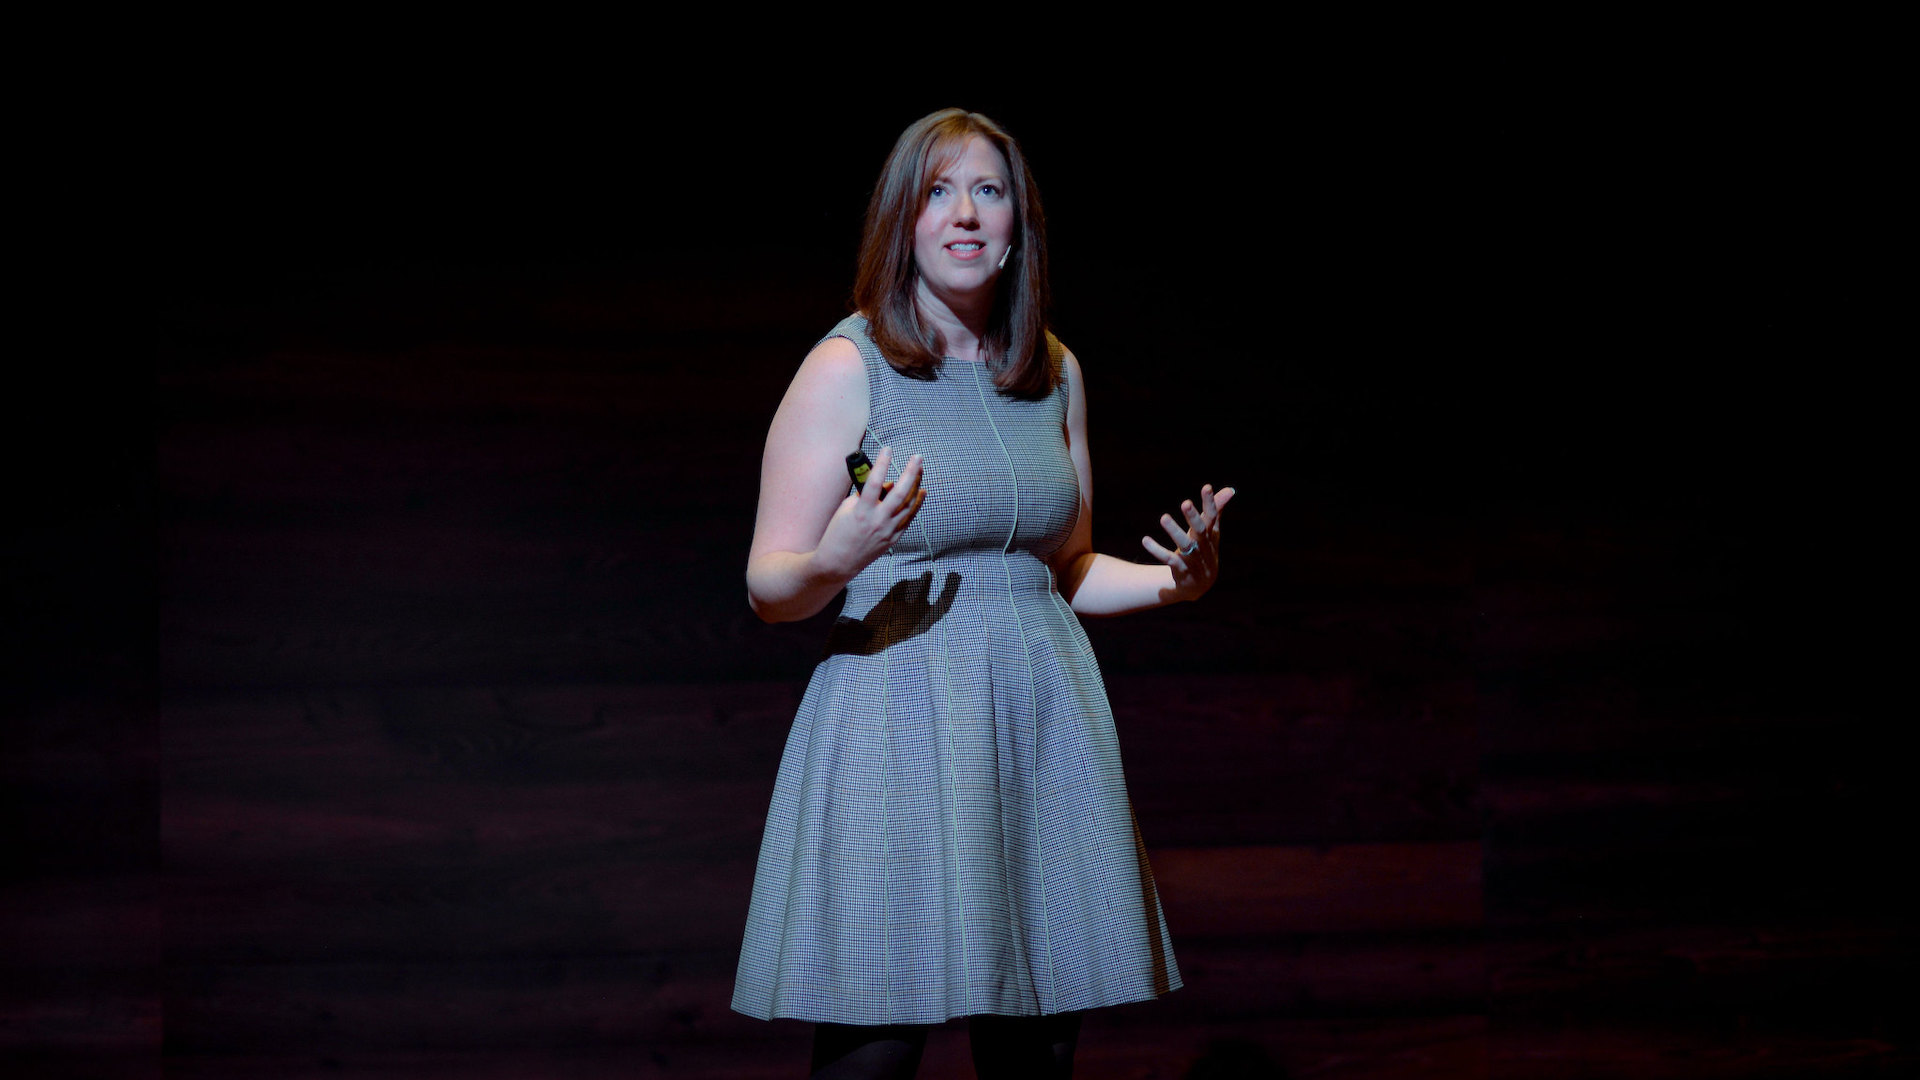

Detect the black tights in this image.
[810,1013,1081,1079]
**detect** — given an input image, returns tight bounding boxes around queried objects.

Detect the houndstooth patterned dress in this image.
[732,314,1181,1025]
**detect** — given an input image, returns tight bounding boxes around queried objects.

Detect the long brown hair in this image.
[853,108,1055,399]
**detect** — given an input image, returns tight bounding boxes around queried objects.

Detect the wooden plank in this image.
[1156,843,1482,938]
[162,951,764,1055]
[163,678,1481,962]
[0,877,160,971]
[1491,1026,1908,1079]
[0,877,161,1068]
[163,840,1482,963]
[1490,920,1911,1014]
[162,932,1483,1058]
[164,683,802,790]
[163,674,1476,855]
[1166,934,1483,1017]
[1115,674,1477,846]
[158,1015,1490,1079]
[163,852,756,961]
[157,1011,1918,1079]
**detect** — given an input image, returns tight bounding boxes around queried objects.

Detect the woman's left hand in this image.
[1142,484,1237,601]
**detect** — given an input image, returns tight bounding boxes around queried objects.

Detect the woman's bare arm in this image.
[1047,350,1235,617]
[747,337,924,623]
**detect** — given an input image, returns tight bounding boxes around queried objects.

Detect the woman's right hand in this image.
[813,446,926,580]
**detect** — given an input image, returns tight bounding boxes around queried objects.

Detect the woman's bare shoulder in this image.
[767,332,868,452]
[786,334,867,410]
[802,332,864,376]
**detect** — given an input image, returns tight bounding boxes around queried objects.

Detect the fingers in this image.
[1162,482,1235,560]
[862,448,926,523]
[1181,499,1205,534]
[1147,484,1234,595]
[898,485,927,531]
[1196,484,1235,536]
[1141,533,1188,573]
[882,453,923,512]
[1160,513,1197,555]
[862,446,893,503]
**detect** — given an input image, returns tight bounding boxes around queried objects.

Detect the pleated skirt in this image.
[732,550,1181,1025]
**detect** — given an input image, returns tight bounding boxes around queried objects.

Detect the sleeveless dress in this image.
[732,315,1181,1025]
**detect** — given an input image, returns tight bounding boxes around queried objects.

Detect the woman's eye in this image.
[929,184,948,198]
[979,184,1001,197]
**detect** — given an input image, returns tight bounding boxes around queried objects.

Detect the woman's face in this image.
[912,135,1016,305]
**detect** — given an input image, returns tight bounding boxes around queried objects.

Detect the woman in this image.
[735,108,1235,1079]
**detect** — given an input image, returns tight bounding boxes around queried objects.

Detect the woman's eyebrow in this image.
[931,169,1007,186]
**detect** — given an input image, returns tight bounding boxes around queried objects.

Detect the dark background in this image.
[6,33,1907,1079]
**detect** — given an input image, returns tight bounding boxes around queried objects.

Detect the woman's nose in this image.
[952,191,979,227]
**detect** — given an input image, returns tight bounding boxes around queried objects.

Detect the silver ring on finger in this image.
[1179,537,1199,557]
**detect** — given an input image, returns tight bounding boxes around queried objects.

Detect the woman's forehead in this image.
[924,134,1006,183]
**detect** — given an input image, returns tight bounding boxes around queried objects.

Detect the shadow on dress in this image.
[823,570,962,657]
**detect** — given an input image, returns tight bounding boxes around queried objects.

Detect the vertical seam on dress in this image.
[970,361,1058,1012]
[927,478,974,1015]
[878,545,898,1022]
[867,340,898,1022]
